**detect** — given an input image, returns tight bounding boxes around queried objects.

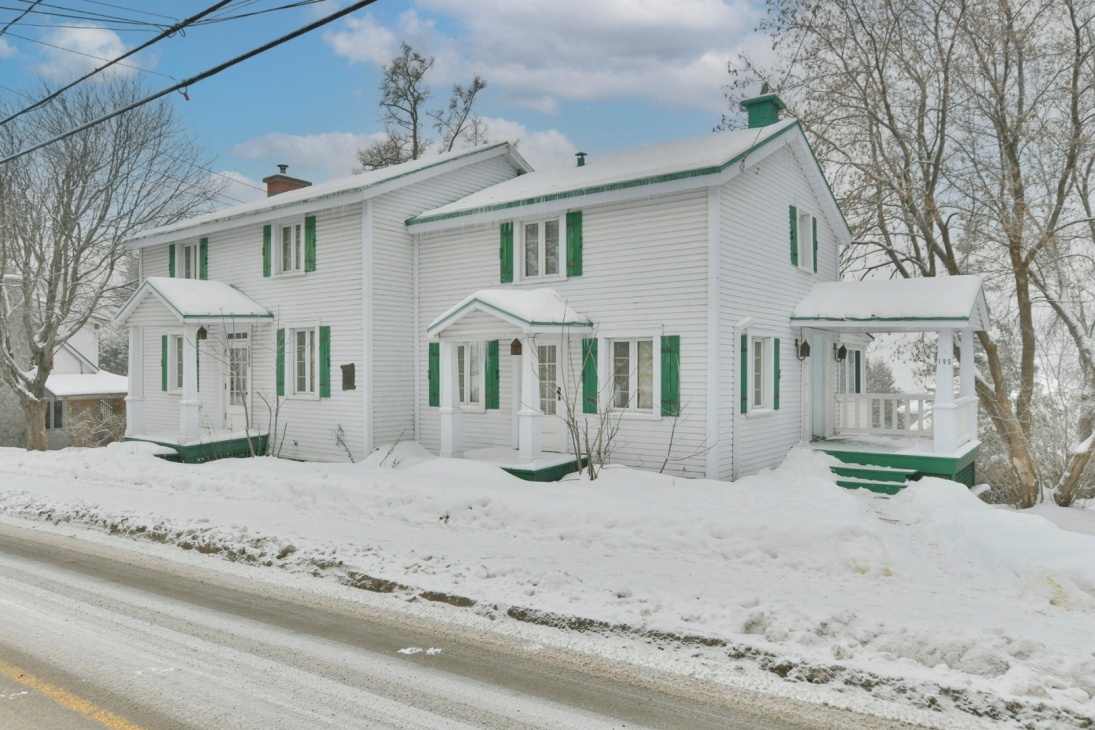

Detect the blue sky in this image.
[0,0,769,207]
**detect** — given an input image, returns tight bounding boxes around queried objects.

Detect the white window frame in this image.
[288,326,319,398]
[747,332,776,414]
[796,209,816,274]
[518,216,565,282]
[456,341,484,410]
[836,346,865,394]
[178,242,200,280]
[276,219,306,276]
[607,336,659,415]
[169,333,185,393]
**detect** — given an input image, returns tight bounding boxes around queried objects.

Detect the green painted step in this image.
[830,464,919,483]
[834,476,906,495]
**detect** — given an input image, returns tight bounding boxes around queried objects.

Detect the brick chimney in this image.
[262,164,312,197]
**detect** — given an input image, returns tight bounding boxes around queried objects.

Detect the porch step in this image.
[829,464,920,495]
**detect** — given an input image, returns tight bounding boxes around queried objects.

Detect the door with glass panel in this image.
[536,341,568,452]
[224,332,251,431]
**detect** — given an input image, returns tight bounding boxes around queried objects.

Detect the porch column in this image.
[179,324,200,443]
[518,336,542,462]
[124,326,144,436]
[933,328,957,454]
[959,328,977,439]
[439,340,462,458]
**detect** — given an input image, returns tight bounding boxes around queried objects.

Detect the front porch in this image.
[124,429,269,464]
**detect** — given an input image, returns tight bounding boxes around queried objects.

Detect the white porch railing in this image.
[955,395,977,447]
[834,393,935,437]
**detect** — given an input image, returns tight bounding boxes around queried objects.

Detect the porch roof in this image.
[115,277,273,326]
[791,275,989,332]
[428,288,592,338]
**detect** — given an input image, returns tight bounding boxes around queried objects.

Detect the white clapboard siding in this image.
[719,145,840,478]
[370,156,521,450]
[418,189,710,477]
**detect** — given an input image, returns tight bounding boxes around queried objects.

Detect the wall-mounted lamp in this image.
[197,326,208,341]
[795,338,811,361]
[834,344,847,362]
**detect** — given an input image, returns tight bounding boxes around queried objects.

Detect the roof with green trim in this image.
[409,119,802,226]
[428,288,592,337]
[792,275,990,332]
[115,277,272,325]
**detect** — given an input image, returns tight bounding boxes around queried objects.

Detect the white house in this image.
[117,95,986,488]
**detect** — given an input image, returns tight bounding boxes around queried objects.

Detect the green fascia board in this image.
[144,280,273,322]
[408,123,813,228]
[822,444,979,479]
[791,315,971,323]
[429,297,593,335]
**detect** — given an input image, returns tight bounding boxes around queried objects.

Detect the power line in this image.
[0,0,382,166]
[0,0,44,37]
[0,0,234,128]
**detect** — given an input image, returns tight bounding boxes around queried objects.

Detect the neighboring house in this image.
[0,311,128,449]
[117,95,988,488]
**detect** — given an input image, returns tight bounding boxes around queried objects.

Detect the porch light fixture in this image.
[834,344,847,362]
[197,326,208,340]
[796,338,811,361]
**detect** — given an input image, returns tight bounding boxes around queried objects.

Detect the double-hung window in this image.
[741,333,780,413]
[293,328,316,395]
[280,221,304,274]
[752,337,767,409]
[611,338,655,412]
[522,218,562,280]
[181,244,199,279]
[836,347,864,394]
[457,342,482,406]
[44,400,64,431]
[172,334,184,391]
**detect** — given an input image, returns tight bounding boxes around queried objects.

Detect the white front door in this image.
[537,342,568,453]
[225,334,251,431]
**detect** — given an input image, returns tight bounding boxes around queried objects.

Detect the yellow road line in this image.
[0,659,144,730]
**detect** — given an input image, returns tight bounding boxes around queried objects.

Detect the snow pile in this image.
[0,444,1093,727]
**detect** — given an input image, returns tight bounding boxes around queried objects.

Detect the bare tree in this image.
[0,79,222,450]
[727,0,1095,506]
[355,43,488,172]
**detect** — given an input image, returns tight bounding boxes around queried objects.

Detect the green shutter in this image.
[319,326,331,398]
[199,238,208,280]
[789,205,798,266]
[812,217,818,273]
[276,328,285,396]
[582,338,598,414]
[304,216,317,272]
[168,244,176,278]
[773,338,781,410]
[428,342,440,407]
[263,225,272,278]
[566,211,583,277]
[499,222,513,283]
[660,335,680,417]
[485,340,500,409]
[740,334,748,414]
[161,335,168,391]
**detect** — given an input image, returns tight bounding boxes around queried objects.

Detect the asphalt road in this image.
[0,521,923,729]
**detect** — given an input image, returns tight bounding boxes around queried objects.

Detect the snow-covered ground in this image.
[0,443,1092,729]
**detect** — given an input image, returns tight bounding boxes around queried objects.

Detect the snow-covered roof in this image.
[792,275,990,332]
[46,371,127,398]
[115,277,272,326]
[125,142,530,250]
[428,288,592,337]
[409,120,820,229]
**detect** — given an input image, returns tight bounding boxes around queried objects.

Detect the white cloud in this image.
[324,0,760,112]
[0,38,16,59]
[210,171,267,208]
[33,25,133,81]
[480,117,576,171]
[231,131,386,181]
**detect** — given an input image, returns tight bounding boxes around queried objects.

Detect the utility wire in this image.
[0,0,234,128]
[0,0,381,166]
[0,0,43,37]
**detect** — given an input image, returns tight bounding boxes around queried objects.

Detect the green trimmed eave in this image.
[501,456,587,482]
[427,298,593,338]
[406,122,820,229]
[790,315,979,334]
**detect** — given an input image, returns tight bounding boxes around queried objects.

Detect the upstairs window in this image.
[169,239,207,279]
[264,217,316,277]
[522,218,562,279]
[281,222,304,274]
[789,205,818,273]
[181,244,199,279]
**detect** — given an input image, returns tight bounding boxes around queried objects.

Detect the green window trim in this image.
[318,325,331,398]
[485,340,500,409]
[199,238,208,280]
[428,342,440,407]
[789,205,798,266]
[168,243,176,278]
[582,338,598,414]
[740,333,748,414]
[304,216,317,272]
[161,335,168,391]
[276,328,285,396]
[566,210,583,277]
[263,225,272,278]
[773,338,780,410]
[660,335,680,417]
[812,217,818,273]
[499,222,514,283]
